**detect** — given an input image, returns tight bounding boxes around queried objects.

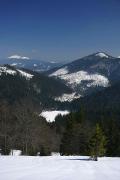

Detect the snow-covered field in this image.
[0,156,120,180]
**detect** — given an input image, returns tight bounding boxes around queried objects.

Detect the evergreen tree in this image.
[60,113,75,155]
[60,110,89,156]
[89,124,106,161]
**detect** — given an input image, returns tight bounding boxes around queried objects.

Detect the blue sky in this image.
[0,0,120,61]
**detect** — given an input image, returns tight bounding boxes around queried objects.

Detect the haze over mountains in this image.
[0,55,63,72]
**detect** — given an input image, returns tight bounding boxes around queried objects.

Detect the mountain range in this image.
[1,52,120,111]
[48,52,120,101]
[0,64,72,110]
[0,55,63,72]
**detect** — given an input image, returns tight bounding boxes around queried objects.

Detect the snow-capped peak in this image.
[8,55,30,60]
[95,52,109,58]
[0,65,34,80]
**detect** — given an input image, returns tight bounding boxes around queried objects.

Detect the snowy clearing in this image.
[50,69,109,88]
[41,110,69,122]
[0,156,120,180]
[55,93,81,102]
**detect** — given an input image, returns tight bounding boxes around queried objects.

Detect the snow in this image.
[50,70,109,88]
[33,64,37,67]
[50,61,57,64]
[8,55,30,60]
[55,93,81,102]
[10,150,22,156]
[0,66,34,80]
[17,69,34,79]
[50,67,68,76]
[11,63,18,66]
[41,110,69,122]
[95,52,109,58]
[0,66,16,75]
[0,156,120,180]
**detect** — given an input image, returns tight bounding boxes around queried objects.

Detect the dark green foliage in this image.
[1,66,120,157]
[0,67,72,109]
[60,116,75,155]
[103,119,120,156]
[40,146,51,156]
[60,111,90,156]
[89,124,106,161]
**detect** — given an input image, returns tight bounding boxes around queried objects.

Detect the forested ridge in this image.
[0,67,120,158]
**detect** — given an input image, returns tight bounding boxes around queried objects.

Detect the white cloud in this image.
[8,54,30,60]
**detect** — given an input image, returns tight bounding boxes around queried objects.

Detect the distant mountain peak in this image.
[95,52,109,58]
[8,54,30,60]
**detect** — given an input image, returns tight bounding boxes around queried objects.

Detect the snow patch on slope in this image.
[0,66,16,75]
[55,93,81,102]
[50,66,68,76]
[41,110,69,122]
[33,64,37,67]
[0,66,34,80]
[17,69,34,79]
[11,63,18,66]
[95,52,109,58]
[50,69,109,88]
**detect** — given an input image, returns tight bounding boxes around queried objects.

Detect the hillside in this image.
[70,81,120,112]
[0,65,72,109]
[48,52,120,99]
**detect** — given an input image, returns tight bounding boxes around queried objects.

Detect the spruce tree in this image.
[89,124,106,161]
[60,113,75,155]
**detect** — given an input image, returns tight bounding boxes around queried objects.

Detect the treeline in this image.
[0,69,72,109]
[0,99,120,158]
[54,107,120,158]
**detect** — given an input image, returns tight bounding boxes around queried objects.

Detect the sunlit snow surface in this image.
[55,93,81,102]
[0,66,34,80]
[50,68,109,88]
[17,69,33,79]
[95,52,109,58]
[10,150,22,156]
[41,110,69,122]
[0,156,120,180]
[0,66,16,75]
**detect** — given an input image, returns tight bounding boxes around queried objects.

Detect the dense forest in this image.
[0,67,120,158]
[0,97,120,158]
[0,100,61,156]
